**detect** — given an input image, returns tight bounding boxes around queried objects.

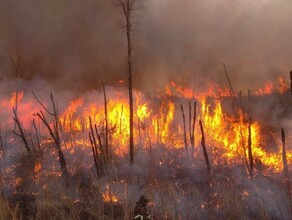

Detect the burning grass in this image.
[0,78,291,219]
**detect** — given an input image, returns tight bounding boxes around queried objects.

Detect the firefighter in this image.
[133,195,153,220]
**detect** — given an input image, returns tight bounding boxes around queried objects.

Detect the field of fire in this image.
[0,0,291,219]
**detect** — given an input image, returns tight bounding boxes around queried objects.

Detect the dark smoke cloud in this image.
[0,0,291,92]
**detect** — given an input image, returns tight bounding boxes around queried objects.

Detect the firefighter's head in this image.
[138,195,150,207]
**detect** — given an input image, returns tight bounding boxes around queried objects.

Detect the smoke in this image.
[0,0,291,92]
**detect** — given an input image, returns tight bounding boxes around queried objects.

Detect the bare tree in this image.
[199,120,211,173]
[101,76,109,162]
[115,0,142,164]
[290,70,292,95]
[33,92,69,184]
[12,107,30,154]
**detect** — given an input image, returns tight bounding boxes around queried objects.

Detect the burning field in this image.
[0,0,292,219]
[0,75,291,219]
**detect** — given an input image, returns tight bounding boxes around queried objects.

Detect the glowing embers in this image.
[102,184,119,203]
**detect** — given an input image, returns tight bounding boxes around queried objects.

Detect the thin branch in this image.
[32,91,54,115]
[223,63,239,107]
[12,131,22,138]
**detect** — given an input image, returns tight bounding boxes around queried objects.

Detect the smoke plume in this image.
[0,0,291,92]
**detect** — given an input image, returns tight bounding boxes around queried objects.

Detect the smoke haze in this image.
[0,0,291,92]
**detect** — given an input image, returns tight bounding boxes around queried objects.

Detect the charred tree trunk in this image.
[12,107,30,154]
[281,127,292,218]
[126,1,135,165]
[189,101,192,148]
[50,94,69,180]
[69,114,74,148]
[0,127,5,157]
[89,117,103,177]
[248,118,253,178]
[95,124,105,164]
[138,119,142,146]
[181,104,188,154]
[189,101,197,157]
[281,128,289,178]
[290,70,292,96]
[37,110,68,182]
[32,119,41,151]
[156,116,160,145]
[199,120,211,173]
[34,92,69,184]
[120,104,124,135]
[117,0,142,164]
[101,77,109,162]
[89,132,101,177]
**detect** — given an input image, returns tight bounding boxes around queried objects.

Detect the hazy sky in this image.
[0,0,291,92]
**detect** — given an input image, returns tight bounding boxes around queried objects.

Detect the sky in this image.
[0,0,291,93]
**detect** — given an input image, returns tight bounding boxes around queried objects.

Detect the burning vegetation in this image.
[0,1,292,219]
[0,74,291,219]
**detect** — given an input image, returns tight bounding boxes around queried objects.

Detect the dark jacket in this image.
[133,195,151,220]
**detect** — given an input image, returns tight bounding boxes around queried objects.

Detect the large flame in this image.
[0,77,290,176]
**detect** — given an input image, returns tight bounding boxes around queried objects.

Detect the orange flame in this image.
[0,77,290,176]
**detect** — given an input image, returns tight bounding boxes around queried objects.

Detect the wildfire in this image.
[254,76,289,96]
[0,76,290,177]
[10,91,24,107]
[33,162,42,173]
[254,82,273,96]
[102,184,119,203]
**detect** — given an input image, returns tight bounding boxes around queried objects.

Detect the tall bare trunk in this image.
[0,127,4,157]
[189,101,196,157]
[102,77,109,161]
[199,120,211,173]
[181,104,188,154]
[125,0,134,164]
[12,107,30,154]
[32,119,41,151]
[282,128,289,178]
[156,116,160,145]
[290,70,292,96]
[248,119,253,178]
[34,92,69,184]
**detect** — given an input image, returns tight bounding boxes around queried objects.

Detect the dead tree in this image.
[223,63,239,106]
[290,70,292,96]
[247,118,253,178]
[224,64,250,174]
[101,76,109,161]
[95,124,105,162]
[138,119,142,146]
[12,107,30,154]
[199,120,211,173]
[32,119,41,151]
[156,116,160,145]
[189,101,197,157]
[120,104,124,135]
[69,114,74,148]
[181,104,188,154]
[116,0,142,164]
[282,127,292,217]
[189,102,192,151]
[281,128,289,178]
[89,117,103,177]
[33,92,69,183]
[0,127,4,157]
